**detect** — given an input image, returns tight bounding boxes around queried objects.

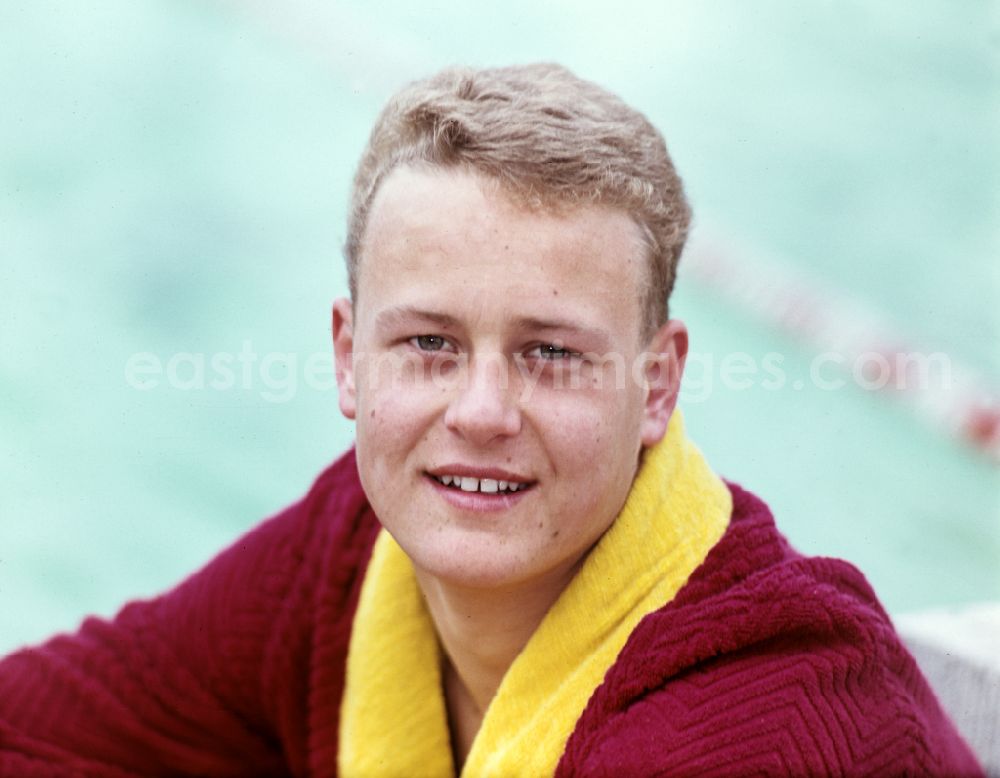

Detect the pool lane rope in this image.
[683,235,1000,465]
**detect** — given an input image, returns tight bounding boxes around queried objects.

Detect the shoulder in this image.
[158,445,381,730]
[0,447,381,775]
[216,446,378,608]
[142,446,378,646]
[558,482,983,777]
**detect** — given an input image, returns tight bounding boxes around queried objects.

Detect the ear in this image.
[332,297,358,420]
[639,319,688,447]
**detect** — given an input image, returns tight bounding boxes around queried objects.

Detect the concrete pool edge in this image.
[896,602,1000,776]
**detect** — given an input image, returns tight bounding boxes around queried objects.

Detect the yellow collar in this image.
[339,411,731,777]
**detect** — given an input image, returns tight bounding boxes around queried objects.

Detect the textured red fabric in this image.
[0,453,983,776]
[555,483,983,778]
[0,448,379,778]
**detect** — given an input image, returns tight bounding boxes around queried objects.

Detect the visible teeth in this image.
[460,477,479,492]
[435,474,529,493]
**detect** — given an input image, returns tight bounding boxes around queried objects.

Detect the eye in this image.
[410,335,449,352]
[531,343,577,360]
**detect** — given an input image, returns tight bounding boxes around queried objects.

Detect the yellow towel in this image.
[339,411,731,777]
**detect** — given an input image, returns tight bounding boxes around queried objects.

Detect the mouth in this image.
[428,473,533,495]
[424,465,537,498]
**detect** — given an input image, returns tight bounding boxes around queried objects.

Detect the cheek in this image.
[356,351,444,422]
[355,391,421,522]
[535,392,623,473]
[355,368,453,484]
[535,389,643,501]
[358,391,421,449]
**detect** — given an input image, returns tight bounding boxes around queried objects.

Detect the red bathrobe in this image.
[0,449,983,776]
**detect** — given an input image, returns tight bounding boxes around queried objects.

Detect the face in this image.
[333,165,687,593]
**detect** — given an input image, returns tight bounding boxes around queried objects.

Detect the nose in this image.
[444,352,521,444]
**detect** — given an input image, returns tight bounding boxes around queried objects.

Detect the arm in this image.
[556,551,985,778]
[560,632,983,777]
[0,500,310,777]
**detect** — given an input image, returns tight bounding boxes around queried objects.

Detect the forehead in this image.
[357,166,648,337]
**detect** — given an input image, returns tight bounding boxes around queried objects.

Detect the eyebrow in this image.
[375,306,613,348]
[375,306,461,331]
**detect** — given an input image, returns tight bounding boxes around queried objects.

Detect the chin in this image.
[405,534,551,590]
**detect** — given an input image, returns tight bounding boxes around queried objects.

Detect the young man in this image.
[0,64,982,776]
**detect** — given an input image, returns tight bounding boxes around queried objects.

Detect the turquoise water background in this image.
[1,1,997,653]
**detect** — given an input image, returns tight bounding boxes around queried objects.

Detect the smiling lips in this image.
[426,466,534,496]
[431,474,529,494]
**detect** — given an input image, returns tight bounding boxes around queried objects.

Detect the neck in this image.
[414,564,579,715]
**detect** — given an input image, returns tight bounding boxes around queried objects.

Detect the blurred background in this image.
[1,0,997,654]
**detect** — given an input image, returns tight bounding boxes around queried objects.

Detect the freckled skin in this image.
[332,165,686,592]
